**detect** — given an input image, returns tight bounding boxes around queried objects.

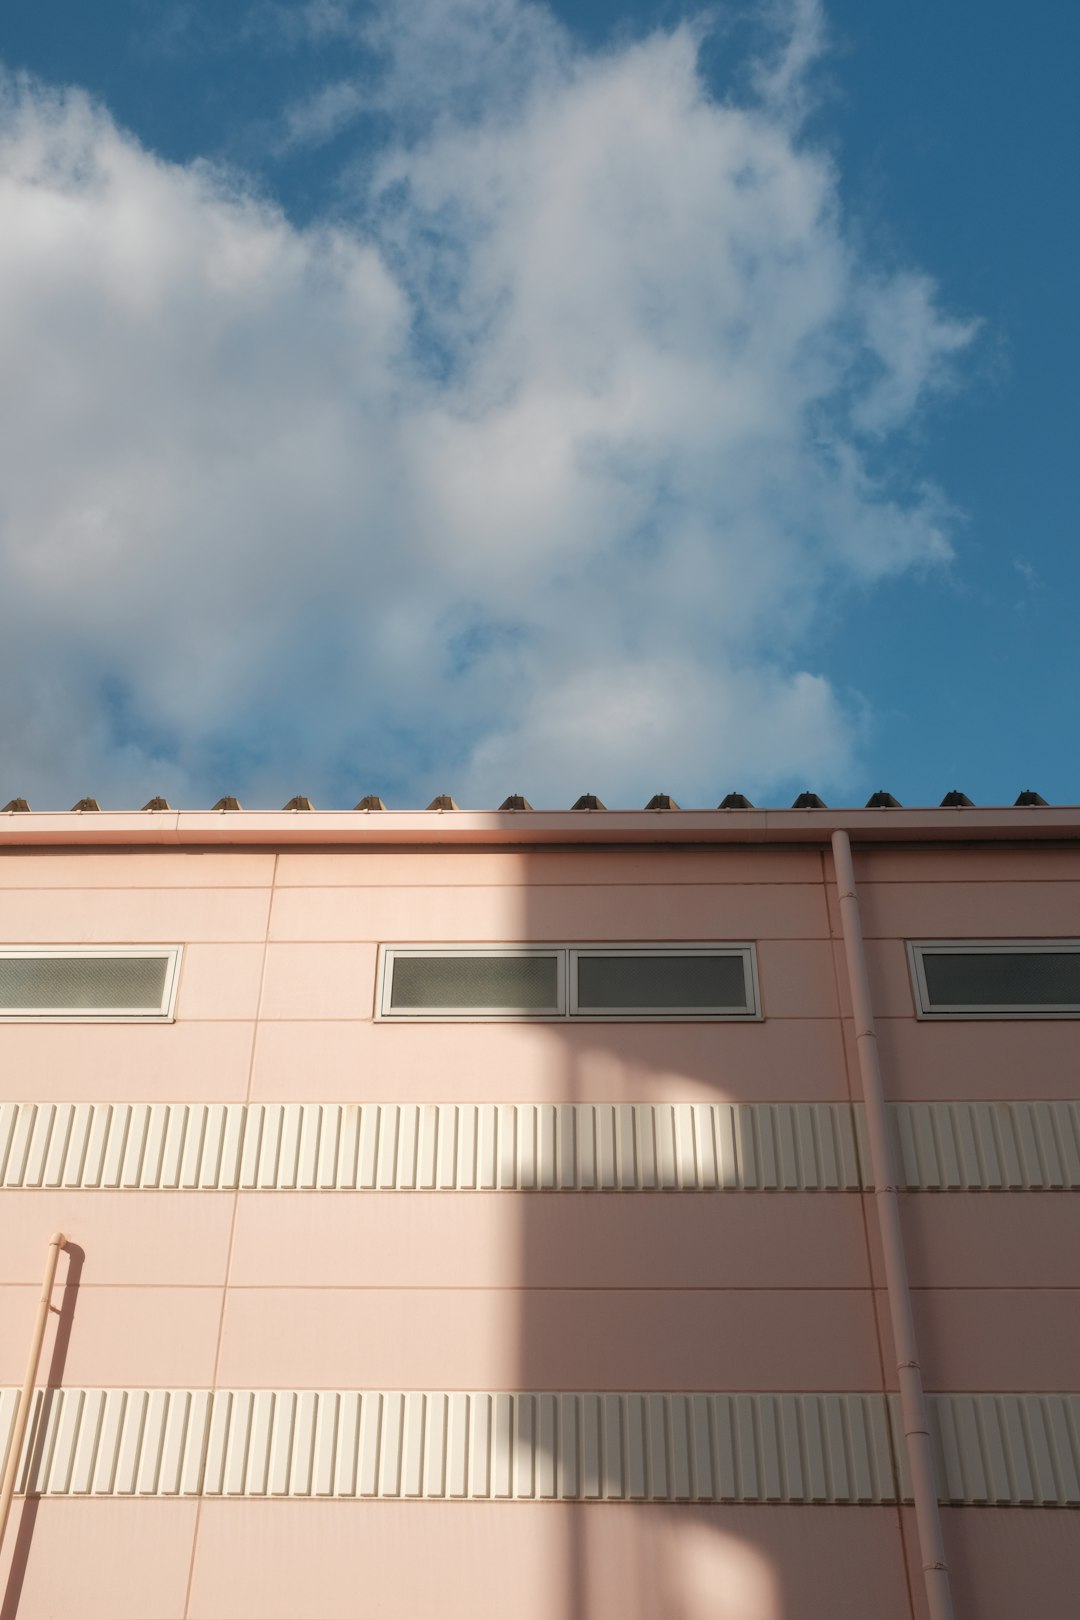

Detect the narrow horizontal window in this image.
[380,949,563,1018]
[572,949,755,1016]
[910,942,1080,1018]
[0,947,182,1020]
[378,945,759,1020]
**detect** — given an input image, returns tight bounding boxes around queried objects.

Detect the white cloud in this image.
[750,0,828,122]
[280,79,366,149]
[0,2,974,808]
[853,271,979,434]
[463,659,856,810]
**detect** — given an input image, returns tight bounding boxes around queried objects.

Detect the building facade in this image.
[1,799,1078,1619]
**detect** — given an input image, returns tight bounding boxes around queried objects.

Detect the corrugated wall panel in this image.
[2,1100,1079,1190]
[2,1389,1078,1504]
[887,1103,1080,1191]
[886,1395,1080,1507]
[0,1101,862,1191]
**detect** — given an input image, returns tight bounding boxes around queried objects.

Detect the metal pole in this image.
[0,1231,66,1554]
[831,832,956,1620]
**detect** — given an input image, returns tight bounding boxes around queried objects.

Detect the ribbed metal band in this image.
[1,1100,1078,1192]
[2,1388,1077,1505]
[880,1101,1080,1190]
[0,1100,861,1192]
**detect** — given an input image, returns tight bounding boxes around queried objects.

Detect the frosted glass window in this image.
[0,949,181,1019]
[379,945,759,1019]
[575,952,750,1012]
[389,953,560,1012]
[911,943,1080,1017]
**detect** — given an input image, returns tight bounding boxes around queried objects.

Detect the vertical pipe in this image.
[0,1231,66,1553]
[831,832,955,1620]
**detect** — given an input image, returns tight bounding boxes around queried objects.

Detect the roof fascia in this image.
[2,807,1079,848]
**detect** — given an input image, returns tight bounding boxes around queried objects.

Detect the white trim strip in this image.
[1,1101,1077,1192]
[2,1388,1077,1505]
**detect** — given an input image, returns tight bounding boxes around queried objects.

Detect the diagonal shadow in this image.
[1,1241,84,1620]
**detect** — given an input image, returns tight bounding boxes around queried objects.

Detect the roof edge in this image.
[2,806,1079,849]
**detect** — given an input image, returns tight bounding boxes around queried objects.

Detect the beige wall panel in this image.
[848,879,1080,940]
[259,943,378,1019]
[864,1194,1080,1288]
[0,849,276,887]
[0,1498,197,1620]
[854,846,1080,885]
[0,886,271,943]
[249,1016,852,1102]
[228,1192,870,1290]
[576,1504,913,1620]
[907,1506,1080,1620]
[216,1288,881,1391]
[188,1499,567,1620]
[0,1191,233,1285]
[755,940,840,1019]
[861,938,918,1018]
[5,1482,1077,1619]
[266,883,828,943]
[0,1285,222,1386]
[874,1017,1080,1101]
[877,1289,1080,1392]
[275,847,826,887]
[187,1500,911,1620]
[0,1021,256,1101]
[175,942,267,1020]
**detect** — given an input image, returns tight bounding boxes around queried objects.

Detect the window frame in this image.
[0,944,184,1023]
[908,939,1080,1020]
[376,943,761,1022]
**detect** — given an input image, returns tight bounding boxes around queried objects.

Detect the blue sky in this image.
[0,0,1076,809]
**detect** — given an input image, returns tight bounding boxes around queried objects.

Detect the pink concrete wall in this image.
[1,838,1079,1618]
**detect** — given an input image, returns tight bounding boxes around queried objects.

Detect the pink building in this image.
[1,795,1078,1619]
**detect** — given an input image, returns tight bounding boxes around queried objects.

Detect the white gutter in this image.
[831,831,955,1620]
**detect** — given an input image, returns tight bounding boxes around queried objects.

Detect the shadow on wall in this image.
[1,1243,83,1620]
[563,1508,783,1620]
[515,1030,790,1620]
[508,845,883,1620]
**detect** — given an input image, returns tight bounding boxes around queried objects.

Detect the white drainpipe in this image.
[831,831,956,1620]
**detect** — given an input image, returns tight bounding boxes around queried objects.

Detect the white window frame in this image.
[908,940,1080,1020]
[376,943,761,1021]
[0,945,184,1022]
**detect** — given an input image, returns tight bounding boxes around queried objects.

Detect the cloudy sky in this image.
[1,0,1076,810]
